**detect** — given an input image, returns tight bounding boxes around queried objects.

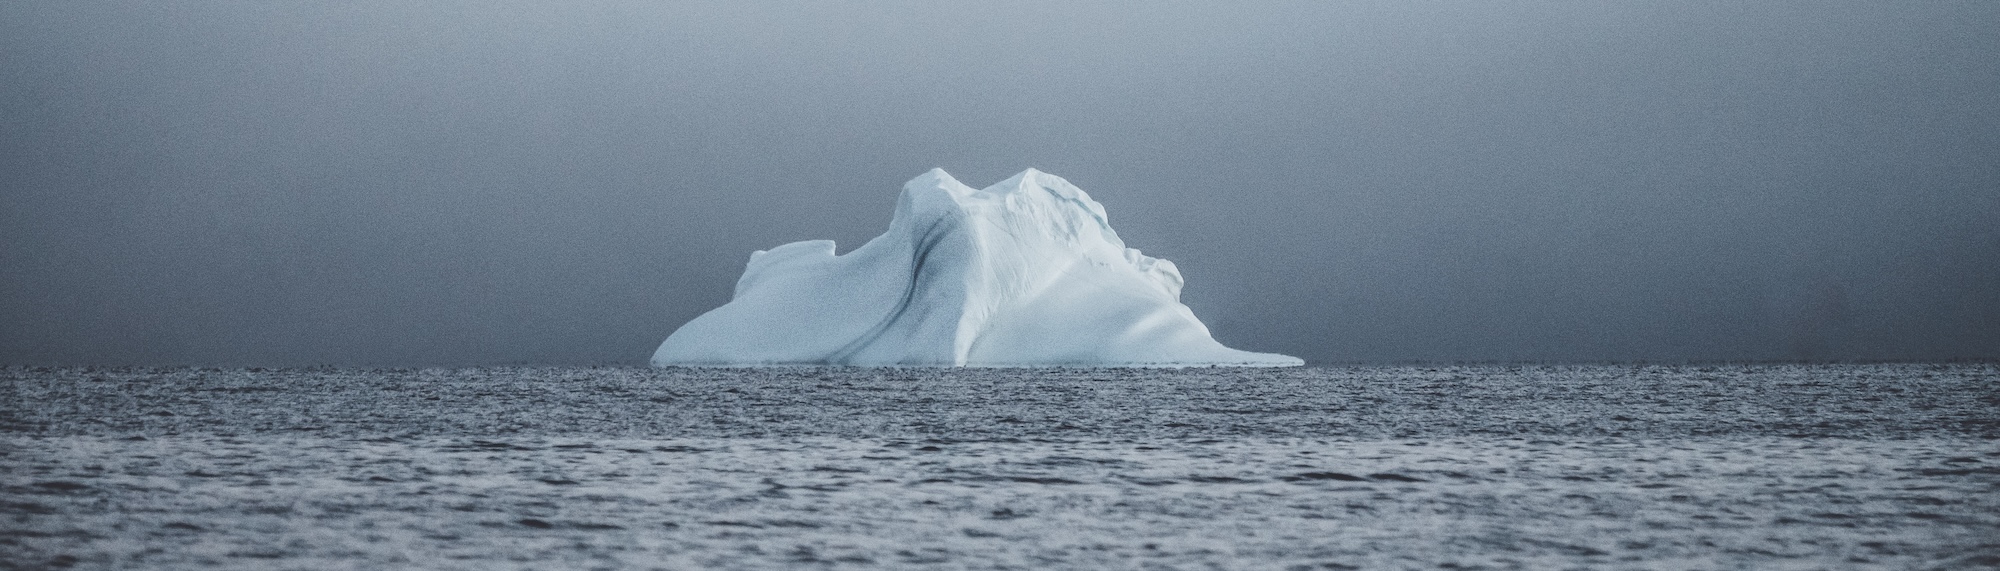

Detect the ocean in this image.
[4,364,1997,569]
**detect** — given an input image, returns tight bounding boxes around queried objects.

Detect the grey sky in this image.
[3,1,1995,365]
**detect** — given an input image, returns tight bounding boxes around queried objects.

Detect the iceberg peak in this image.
[653,169,1302,367]
[982,168,1079,201]
[910,167,967,189]
[983,167,1050,193]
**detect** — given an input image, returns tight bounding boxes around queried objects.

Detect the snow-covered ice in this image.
[653,168,1301,367]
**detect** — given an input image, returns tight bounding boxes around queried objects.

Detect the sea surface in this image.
[4,364,1997,570]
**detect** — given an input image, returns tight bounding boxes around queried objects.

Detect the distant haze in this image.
[3,1,1996,365]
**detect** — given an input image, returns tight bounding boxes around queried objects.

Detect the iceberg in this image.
[652,168,1303,367]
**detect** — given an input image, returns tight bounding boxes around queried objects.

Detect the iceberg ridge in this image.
[652,169,1302,367]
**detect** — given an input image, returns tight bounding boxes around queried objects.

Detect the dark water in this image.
[4,364,1997,569]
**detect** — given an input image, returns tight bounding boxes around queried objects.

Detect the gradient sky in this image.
[3,1,1996,365]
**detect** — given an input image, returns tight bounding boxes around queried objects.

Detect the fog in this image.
[3,1,1995,365]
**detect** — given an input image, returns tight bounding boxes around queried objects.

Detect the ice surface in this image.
[652,168,1302,367]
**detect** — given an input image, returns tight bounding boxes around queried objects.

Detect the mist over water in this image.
[3,2,1997,365]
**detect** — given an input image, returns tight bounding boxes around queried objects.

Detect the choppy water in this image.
[4,364,1998,570]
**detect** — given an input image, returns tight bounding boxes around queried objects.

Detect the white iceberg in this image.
[652,168,1303,367]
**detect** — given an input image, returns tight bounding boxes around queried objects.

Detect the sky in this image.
[2,1,1996,366]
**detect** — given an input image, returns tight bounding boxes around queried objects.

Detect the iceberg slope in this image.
[653,168,1302,367]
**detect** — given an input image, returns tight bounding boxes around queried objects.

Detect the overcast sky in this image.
[3,1,1995,365]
